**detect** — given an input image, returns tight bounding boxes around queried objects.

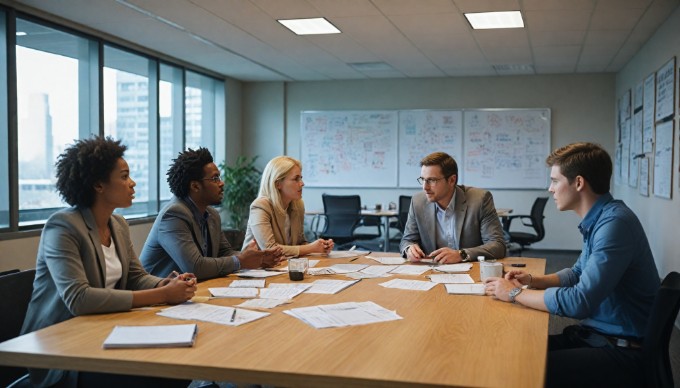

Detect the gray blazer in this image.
[400,186,506,261]
[140,197,238,280]
[21,207,161,387]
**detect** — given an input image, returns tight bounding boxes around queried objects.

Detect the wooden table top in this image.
[0,255,547,388]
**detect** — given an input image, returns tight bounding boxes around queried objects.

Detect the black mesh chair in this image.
[643,271,680,388]
[502,197,548,255]
[397,195,412,233]
[318,194,381,250]
[0,268,36,387]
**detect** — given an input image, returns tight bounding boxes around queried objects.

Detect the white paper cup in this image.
[480,262,503,282]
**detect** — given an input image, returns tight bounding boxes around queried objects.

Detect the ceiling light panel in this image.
[465,11,524,29]
[278,17,341,35]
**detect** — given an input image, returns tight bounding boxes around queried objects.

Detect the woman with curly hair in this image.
[21,136,195,388]
[242,156,334,256]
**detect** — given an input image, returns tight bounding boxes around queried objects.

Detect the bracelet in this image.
[527,273,533,289]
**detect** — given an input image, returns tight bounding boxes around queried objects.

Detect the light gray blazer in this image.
[242,196,307,257]
[140,197,238,280]
[21,207,161,387]
[400,186,506,261]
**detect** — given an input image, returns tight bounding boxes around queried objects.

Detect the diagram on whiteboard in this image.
[399,110,463,187]
[300,111,398,187]
[463,109,551,189]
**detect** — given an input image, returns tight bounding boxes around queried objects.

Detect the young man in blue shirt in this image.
[484,142,659,387]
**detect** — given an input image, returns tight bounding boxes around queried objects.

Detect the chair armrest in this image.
[309,214,328,239]
[503,214,533,230]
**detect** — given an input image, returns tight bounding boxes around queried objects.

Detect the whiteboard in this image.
[300,111,399,187]
[398,110,463,187]
[463,109,551,189]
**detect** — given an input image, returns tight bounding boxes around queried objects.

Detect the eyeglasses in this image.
[202,176,222,183]
[417,176,446,186]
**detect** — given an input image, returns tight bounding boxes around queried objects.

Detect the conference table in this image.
[0,254,548,387]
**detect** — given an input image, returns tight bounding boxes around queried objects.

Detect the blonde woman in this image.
[243,156,333,256]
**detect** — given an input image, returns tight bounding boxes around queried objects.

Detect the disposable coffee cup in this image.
[480,262,503,282]
[288,258,308,281]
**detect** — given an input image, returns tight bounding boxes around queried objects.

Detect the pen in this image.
[349,245,356,251]
[349,257,359,262]
[230,308,237,323]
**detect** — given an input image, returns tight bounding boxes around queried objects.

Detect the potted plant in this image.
[219,156,261,248]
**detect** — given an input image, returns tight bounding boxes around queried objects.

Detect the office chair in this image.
[0,268,36,387]
[502,197,548,255]
[642,271,680,388]
[318,194,381,250]
[388,195,412,237]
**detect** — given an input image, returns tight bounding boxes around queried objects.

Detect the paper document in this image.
[237,298,291,309]
[360,265,399,276]
[305,279,359,294]
[284,301,402,329]
[309,250,368,259]
[434,263,473,273]
[445,284,486,295]
[259,287,306,300]
[367,255,406,265]
[330,263,369,273]
[237,269,285,278]
[229,279,266,288]
[209,287,259,298]
[158,303,269,326]
[427,274,475,284]
[389,265,431,276]
[379,279,437,291]
[103,324,197,349]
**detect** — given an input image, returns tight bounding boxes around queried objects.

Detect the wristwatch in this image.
[508,287,523,303]
[459,249,470,262]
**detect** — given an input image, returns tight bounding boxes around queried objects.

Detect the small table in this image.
[361,209,398,252]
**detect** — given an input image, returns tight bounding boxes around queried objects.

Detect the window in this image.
[15,18,97,226]
[185,70,223,153]
[1,9,225,233]
[159,63,184,202]
[0,10,8,228]
[103,45,157,217]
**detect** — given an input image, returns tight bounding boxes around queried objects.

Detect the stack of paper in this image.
[284,301,402,328]
[229,279,266,288]
[158,303,269,326]
[103,324,198,349]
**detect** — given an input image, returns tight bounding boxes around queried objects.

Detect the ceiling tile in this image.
[530,30,586,47]
[590,8,645,30]
[533,45,581,67]
[525,10,592,31]
[522,0,595,11]
[452,0,521,13]
[372,0,458,15]
[307,0,382,17]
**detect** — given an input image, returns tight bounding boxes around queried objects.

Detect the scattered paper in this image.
[308,250,368,259]
[367,255,406,265]
[284,301,402,329]
[237,269,286,278]
[389,265,432,276]
[307,267,336,276]
[445,284,486,295]
[379,278,437,291]
[360,265,399,276]
[229,279,266,288]
[259,287,306,300]
[427,274,475,284]
[209,287,259,298]
[305,279,360,294]
[434,263,473,273]
[158,303,269,326]
[329,263,369,273]
[237,298,291,309]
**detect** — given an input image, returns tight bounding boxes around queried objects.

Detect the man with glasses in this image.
[141,148,283,280]
[400,151,506,263]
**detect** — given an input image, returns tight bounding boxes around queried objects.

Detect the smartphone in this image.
[511,263,526,267]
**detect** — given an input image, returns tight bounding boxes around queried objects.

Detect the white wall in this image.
[614,6,680,278]
[243,74,615,251]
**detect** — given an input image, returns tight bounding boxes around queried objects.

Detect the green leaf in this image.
[219,156,261,231]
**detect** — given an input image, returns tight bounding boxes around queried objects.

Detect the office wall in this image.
[615,6,680,277]
[243,74,616,251]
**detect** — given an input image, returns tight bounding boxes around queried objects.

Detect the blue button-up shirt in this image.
[544,193,659,338]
